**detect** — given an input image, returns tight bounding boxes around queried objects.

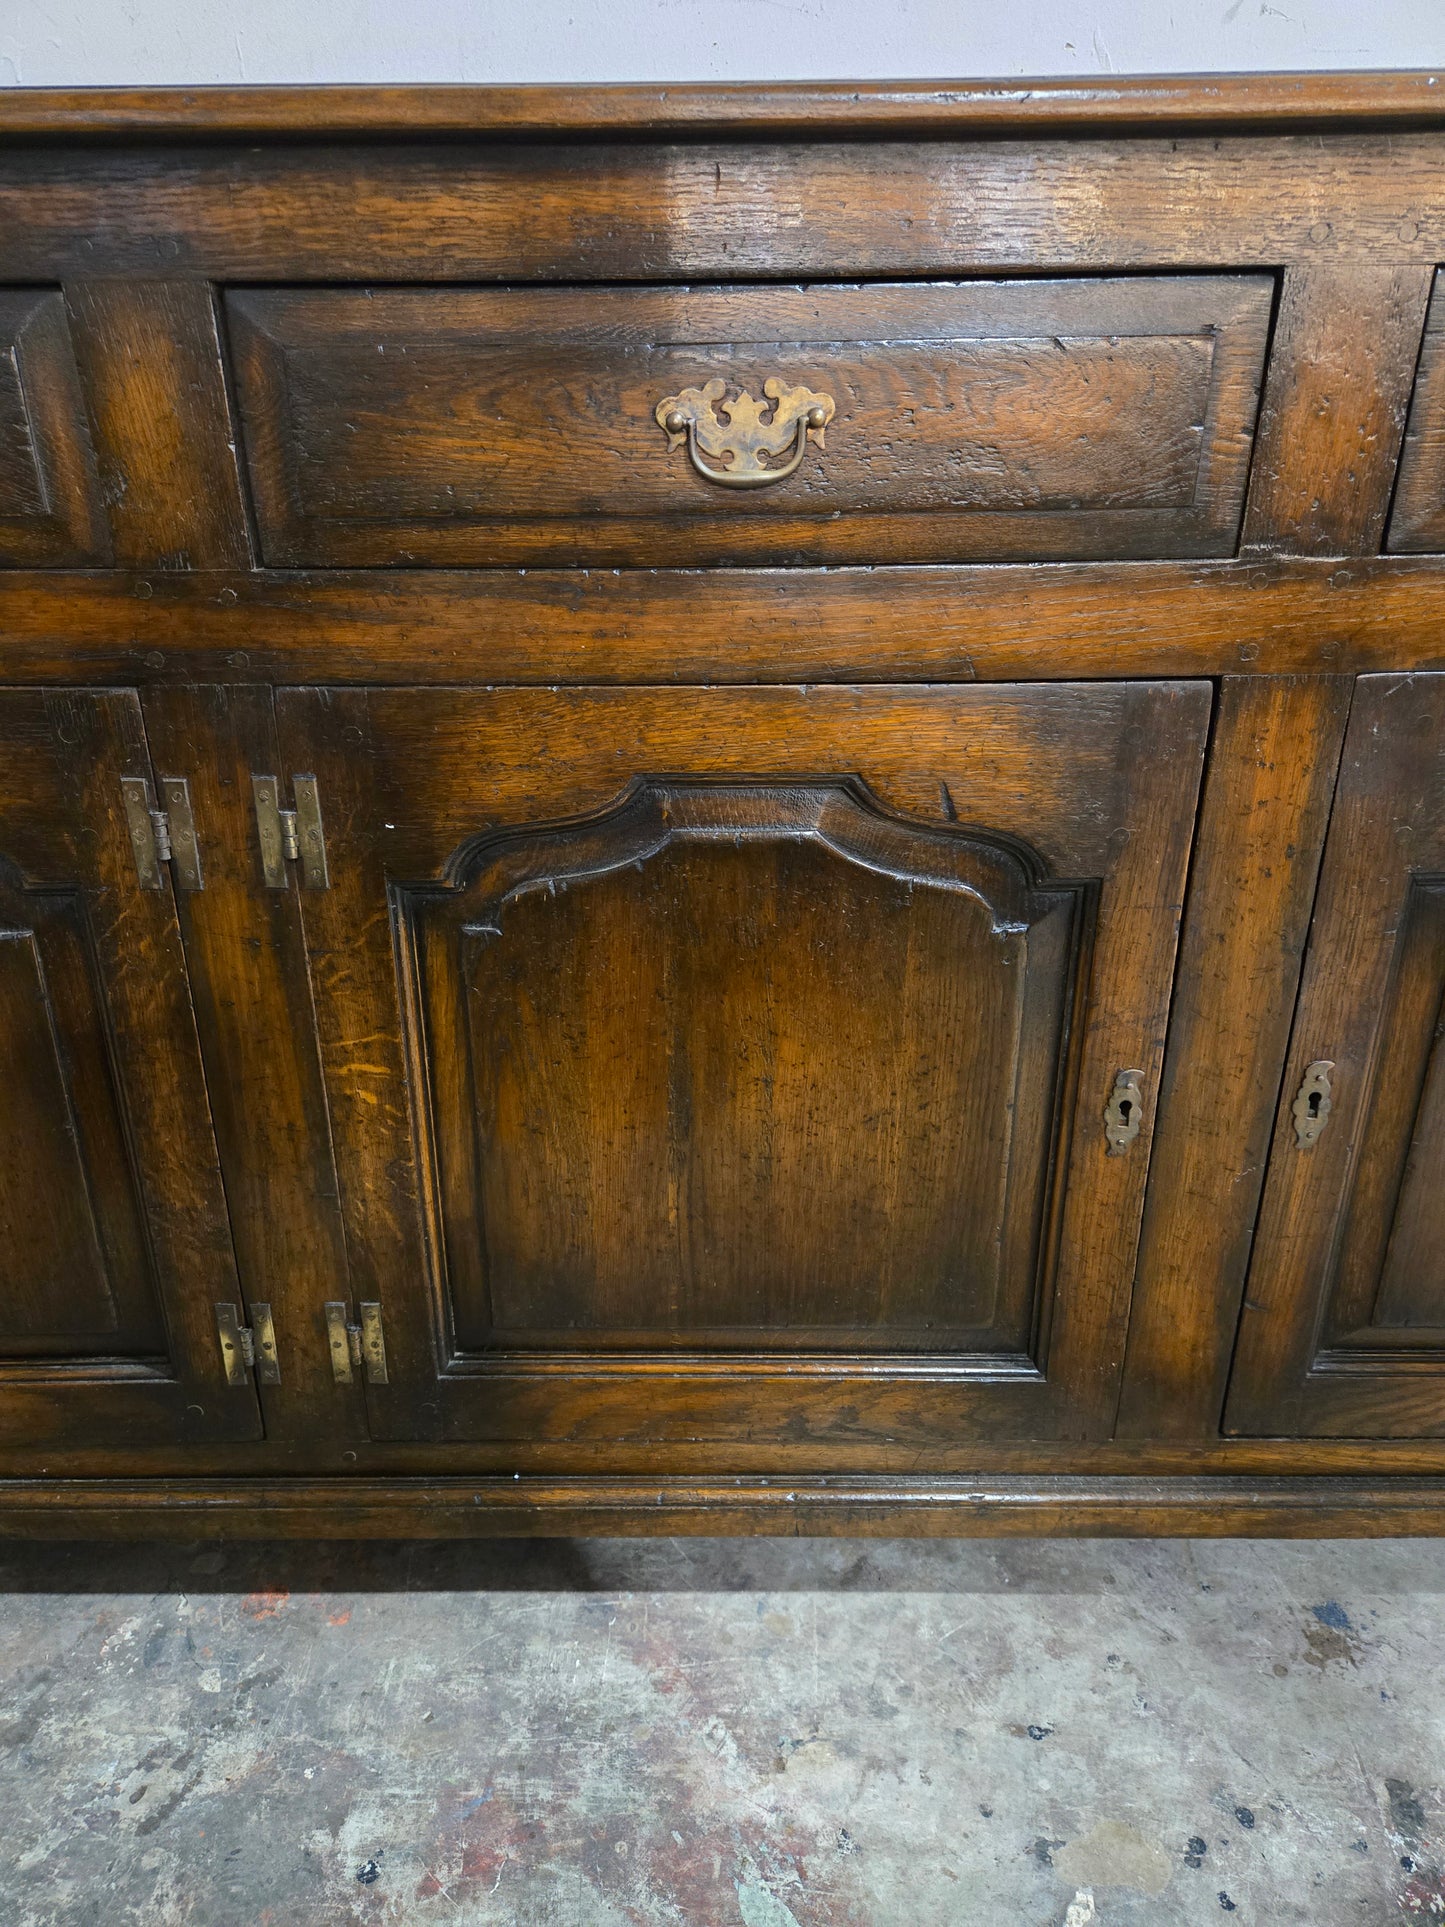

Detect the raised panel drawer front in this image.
[276,680,1209,1449]
[227,277,1272,568]
[1227,673,1445,1438]
[0,691,260,1449]
[0,290,107,565]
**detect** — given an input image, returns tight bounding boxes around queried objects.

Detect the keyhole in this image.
[1117,1097,1133,1125]
[1307,1091,1322,1119]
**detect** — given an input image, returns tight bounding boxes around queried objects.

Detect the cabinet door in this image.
[0,692,260,1447]
[277,683,1208,1450]
[1228,673,1445,1438]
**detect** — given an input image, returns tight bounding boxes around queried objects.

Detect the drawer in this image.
[1389,271,1445,552]
[226,276,1273,569]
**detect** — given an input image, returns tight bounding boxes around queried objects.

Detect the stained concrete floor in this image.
[0,1535,1442,1925]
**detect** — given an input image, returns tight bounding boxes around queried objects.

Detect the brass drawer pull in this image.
[656,378,835,487]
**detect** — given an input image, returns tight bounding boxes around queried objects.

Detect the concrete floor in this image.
[0,1536,1442,1925]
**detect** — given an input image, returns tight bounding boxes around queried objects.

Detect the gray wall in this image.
[2,0,1443,87]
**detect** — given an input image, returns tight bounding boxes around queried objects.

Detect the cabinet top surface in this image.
[2,70,1444,140]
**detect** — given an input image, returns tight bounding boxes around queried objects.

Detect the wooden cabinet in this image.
[6,76,1445,1536]
[0,691,259,1447]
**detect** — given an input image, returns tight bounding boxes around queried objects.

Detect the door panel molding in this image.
[278,681,1209,1449]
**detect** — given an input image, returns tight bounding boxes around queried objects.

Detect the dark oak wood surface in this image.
[1227,673,1445,1438]
[0,291,107,566]
[9,561,1445,687]
[3,1473,1445,1541]
[275,682,1205,1446]
[0,691,260,1448]
[228,278,1270,567]
[66,280,251,570]
[1388,273,1445,553]
[6,137,1445,285]
[1240,262,1434,556]
[139,688,365,1445]
[1,77,1444,1532]
[1117,675,1353,1439]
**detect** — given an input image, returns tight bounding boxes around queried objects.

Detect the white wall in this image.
[3,0,1443,88]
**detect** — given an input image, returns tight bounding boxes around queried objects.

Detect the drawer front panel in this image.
[228,277,1272,567]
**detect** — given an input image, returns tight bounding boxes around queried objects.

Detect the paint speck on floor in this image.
[0,1535,1441,1924]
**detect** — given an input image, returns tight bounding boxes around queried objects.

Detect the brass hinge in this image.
[121,776,203,891]
[215,1301,281,1387]
[252,774,329,889]
[324,1301,389,1385]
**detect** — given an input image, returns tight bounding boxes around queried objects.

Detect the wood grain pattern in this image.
[1327,878,1445,1337]
[8,1434,1445,1480]
[1227,672,1445,1438]
[0,690,260,1448]
[416,780,1080,1352]
[139,686,365,1444]
[8,559,1445,687]
[6,137,1445,285]
[1387,272,1445,552]
[0,906,158,1349]
[276,680,1207,1448]
[1,1473,1445,1540]
[0,290,107,566]
[5,73,1445,139]
[1241,261,1433,555]
[1116,676,1353,1439]
[65,280,250,569]
[0,82,1442,1526]
[228,279,1270,567]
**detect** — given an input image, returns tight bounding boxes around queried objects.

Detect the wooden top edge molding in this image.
[1,70,1443,139]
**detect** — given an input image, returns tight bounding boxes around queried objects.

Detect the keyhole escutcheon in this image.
[1104,1069,1146,1156]
[1292,1060,1334,1149]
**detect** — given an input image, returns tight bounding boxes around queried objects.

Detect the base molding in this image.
[1,1474,1443,1539]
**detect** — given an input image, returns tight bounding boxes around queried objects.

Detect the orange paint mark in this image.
[241,1589,291,1620]
[328,1609,352,1627]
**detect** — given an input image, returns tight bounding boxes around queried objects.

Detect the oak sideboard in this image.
[5,73,1445,1538]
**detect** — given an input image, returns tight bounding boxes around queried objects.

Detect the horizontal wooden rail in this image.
[1,73,1444,139]
[1,1474,1444,1538]
[2,558,1445,684]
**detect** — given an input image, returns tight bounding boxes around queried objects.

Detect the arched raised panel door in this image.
[0,692,260,1449]
[1228,672,1445,1438]
[276,683,1209,1454]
